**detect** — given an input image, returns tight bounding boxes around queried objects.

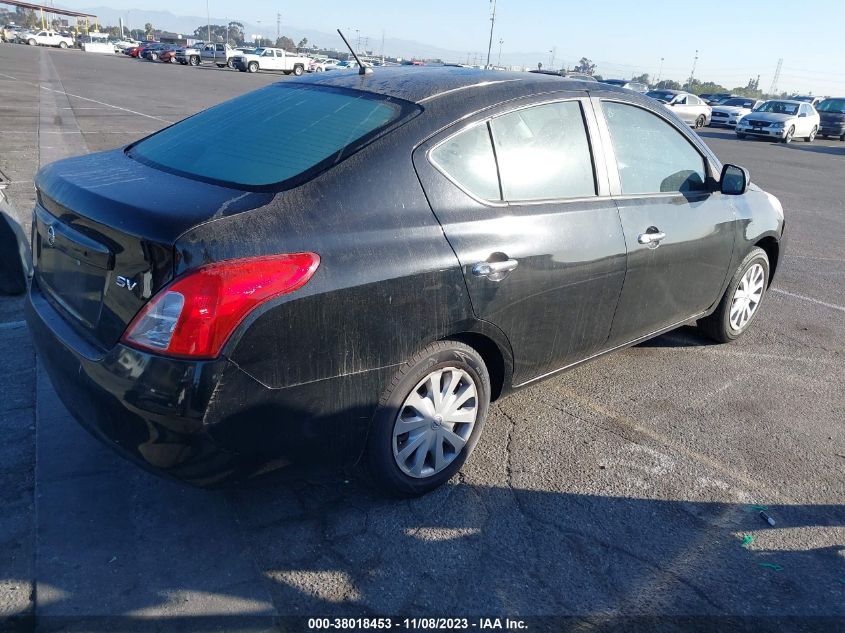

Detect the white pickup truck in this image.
[25,30,74,48]
[232,47,310,75]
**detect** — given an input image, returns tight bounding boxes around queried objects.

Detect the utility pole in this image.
[497,38,503,67]
[355,29,360,54]
[769,58,783,96]
[276,12,280,41]
[687,49,699,89]
[206,0,211,43]
[380,30,385,64]
[485,0,497,69]
[549,47,556,68]
[656,57,664,86]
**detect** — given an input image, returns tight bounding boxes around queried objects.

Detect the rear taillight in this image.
[122,253,319,358]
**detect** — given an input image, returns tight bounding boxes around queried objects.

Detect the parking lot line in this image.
[0,71,173,124]
[772,288,845,313]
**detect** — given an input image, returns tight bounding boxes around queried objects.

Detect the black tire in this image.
[697,247,770,343]
[293,64,304,76]
[27,39,35,46]
[840,134,845,142]
[805,126,817,142]
[248,61,258,73]
[782,125,795,143]
[216,63,224,68]
[695,115,706,129]
[227,58,234,69]
[822,134,829,139]
[365,340,490,497]
[736,133,746,139]
[149,52,158,62]
[189,55,199,67]
[0,212,29,295]
[59,41,67,49]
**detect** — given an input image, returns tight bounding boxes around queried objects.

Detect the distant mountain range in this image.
[73,5,548,68]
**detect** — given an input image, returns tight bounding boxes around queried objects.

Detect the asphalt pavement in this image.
[0,44,843,631]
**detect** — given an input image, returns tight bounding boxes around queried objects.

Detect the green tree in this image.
[144,22,154,38]
[574,57,596,75]
[655,79,681,90]
[297,37,308,49]
[275,35,296,50]
[631,73,650,85]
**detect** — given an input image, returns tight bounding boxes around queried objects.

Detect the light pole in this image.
[687,49,699,89]
[485,0,497,69]
[206,0,210,43]
[656,57,664,86]
[497,38,503,67]
[549,47,556,68]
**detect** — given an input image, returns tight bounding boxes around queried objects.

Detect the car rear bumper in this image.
[26,279,381,486]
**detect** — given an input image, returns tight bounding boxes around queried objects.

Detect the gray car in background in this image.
[601,79,649,93]
[646,89,712,128]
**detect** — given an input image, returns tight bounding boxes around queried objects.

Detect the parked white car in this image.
[24,30,73,48]
[736,99,820,143]
[645,89,712,128]
[310,57,341,72]
[709,97,763,128]
[232,47,309,75]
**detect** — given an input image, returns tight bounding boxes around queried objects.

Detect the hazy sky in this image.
[53,0,845,95]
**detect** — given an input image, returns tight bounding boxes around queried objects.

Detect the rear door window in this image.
[430,124,500,201]
[129,85,417,188]
[490,101,596,201]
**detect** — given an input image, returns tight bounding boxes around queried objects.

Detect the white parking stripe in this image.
[0,71,173,124]
[772,288,845,313]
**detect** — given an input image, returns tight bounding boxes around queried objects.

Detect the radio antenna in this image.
[337,28,372,75]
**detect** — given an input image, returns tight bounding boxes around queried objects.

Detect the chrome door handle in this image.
[637,231,666,245]
[472,259,519,278]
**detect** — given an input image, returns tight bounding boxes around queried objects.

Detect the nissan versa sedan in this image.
[736,99,820,143]
[26,68,785,496]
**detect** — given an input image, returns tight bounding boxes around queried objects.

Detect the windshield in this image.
[721,98,754,107]
[755,101,800,115]
[646,91,677,102]
[129,84,417,188]
[816,98,845,113]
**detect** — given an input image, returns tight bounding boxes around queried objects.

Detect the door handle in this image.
[472,259,519,279]
[637,230,666,246]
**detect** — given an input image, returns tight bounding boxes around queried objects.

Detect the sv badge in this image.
[116,276,138,291]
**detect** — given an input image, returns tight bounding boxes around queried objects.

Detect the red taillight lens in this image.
[122,253,320,358]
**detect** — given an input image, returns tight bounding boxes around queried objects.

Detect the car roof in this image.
[288,67,624,105]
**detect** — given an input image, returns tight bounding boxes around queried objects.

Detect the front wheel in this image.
[227,58,234,69]
[695,115,706,129]
[365,340,490,497]
[293,64,304,76]
[27,39,36,46]
[782,125,795,143]
[247,61,258,73]
[805,126,817,142]
[697,247,770,343]
[149,52,158,61]
[189,56,199,67]
[216,63,224,68]
[59,41,67,49]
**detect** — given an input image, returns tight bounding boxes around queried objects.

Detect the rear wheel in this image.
[27,39,35,46]
[59,41,67,49]
[366,340,490,497]
[293,64,304,76]
[149,52,158,61]
[248,61,258,73]
[782,125,795,143]
[695,115,706,129]
[698,247,770,343]
[805,126,817,142]
[216,63,224,68]
[227,58,234,69]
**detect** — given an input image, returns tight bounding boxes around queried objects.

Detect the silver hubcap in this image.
[393,367,478,479]
[730,263,765,331]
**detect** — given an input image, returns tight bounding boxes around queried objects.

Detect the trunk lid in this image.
[33,149,272,350]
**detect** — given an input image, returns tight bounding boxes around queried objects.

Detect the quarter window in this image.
[490,101,596,201]
[430,124,501,201]
[601,101,707,194]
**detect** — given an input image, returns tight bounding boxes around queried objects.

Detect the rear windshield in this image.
[816,99,845,113]
[128,84,416,188]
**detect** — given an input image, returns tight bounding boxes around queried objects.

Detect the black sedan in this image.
[26,68,785,495]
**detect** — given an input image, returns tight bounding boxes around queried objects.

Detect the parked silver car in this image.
[646,90,712,129]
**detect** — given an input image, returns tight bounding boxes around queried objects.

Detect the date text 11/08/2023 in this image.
[307,617,528,630]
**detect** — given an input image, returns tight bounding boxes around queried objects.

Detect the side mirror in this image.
[721,164,749,195]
